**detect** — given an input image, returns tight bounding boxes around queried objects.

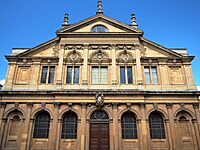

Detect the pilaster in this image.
[80,103,87,150]
[82,44,89,85]
[112,103,118,150]
[111,45,117,85]
[135,44,144,89]
[166,103,174,150]
[56,45,64,89]
[139,103,148,150]
[20,102,33,150]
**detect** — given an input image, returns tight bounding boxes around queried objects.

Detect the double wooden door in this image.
[89,123,109,150]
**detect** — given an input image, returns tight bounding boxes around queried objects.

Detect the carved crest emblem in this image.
[96,92,104,107]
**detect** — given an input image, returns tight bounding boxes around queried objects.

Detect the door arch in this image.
[89,110,110,150]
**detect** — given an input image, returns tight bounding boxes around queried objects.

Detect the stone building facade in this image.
[0,1,200,150]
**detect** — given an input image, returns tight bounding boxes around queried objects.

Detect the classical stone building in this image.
[0,1,200,150]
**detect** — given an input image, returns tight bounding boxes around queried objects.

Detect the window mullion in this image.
[72,66,74,84]
[46,66,50,84]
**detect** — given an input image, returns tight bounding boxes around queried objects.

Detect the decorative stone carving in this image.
[81,103,87,109]
[153,103,158,110]
[0,102,6,108]
[26,102,33,109]
[70,50,79,62]
[111,80,118,85]
[166,103,173,109]
[15,102,19,109]
[112,103,118,109]
[193,103,199,109]
[127,103,131,109]
[139,103,146,109]
[53,102,60,109]
[41,102,46,109]
[180,103,185,109]
[96,92,104,107]
[53,47,59,57]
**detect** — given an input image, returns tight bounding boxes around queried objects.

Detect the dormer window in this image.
[91,25,108,32]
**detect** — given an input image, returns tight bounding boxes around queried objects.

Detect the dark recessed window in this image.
[33,112,50,138]
[61,112,78,139]
[121,112,137,139]
[120,66,133,84]
[149,112,166,139]
[66,66,80,84]
[41,66,55,84]
[91,25,108,32]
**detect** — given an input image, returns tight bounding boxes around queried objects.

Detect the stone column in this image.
[139,103,148,150]
[56,45,65,89]
[51,103,60,150]
[20,103,33,150]
[55,119,61,150]
[135,44,144,89]
[183,64,196,90]
[110,45,117,85]
[166,103,174,150]
[113,103,118,150]
[80,103,87,150]
[82,44,89,86]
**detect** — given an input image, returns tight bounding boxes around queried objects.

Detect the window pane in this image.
[73,66,80,84]
[48,66,55,84]
[149,113,165,139]
[92,67,99,84]
[152,67,158,84]
[33,112,50,138]
[66,66,72,84]
[120,66,126,84]
[91,25,108,32]
[144,67,151,84]
[41,66,48,83]
[127,67,133,84]
[100,66,108,84]
[62,113,78,139]
[121,113,137,139]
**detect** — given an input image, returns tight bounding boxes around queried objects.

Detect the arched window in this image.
[33,111,50,138]
[121,112,137,139]
[91,25,108,32]
[61,112,78,139]
[149,112,165,139]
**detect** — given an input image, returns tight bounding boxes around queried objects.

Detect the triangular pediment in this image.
[141,38,183,58]
[57,15,143,34]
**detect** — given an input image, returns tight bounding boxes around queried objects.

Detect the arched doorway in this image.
[89,110,110,150]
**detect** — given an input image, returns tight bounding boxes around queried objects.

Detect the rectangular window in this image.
[144,66,158,84]
[66,66,80,84]
[40,66,55,84]
[92,66,108,84]
[120,66,133,84]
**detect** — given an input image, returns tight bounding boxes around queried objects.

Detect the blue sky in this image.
[0,0,199,86]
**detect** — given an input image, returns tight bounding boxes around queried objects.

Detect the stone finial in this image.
[131,13,138,28]
[96,0,103,15]
[62,13,69,26]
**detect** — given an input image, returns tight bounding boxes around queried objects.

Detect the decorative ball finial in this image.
[96,0,103,15]
[62,13,69,26]
[131,13,138,28]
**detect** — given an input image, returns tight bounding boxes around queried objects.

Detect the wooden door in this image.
[90,123,109,150]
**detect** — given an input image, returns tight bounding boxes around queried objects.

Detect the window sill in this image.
[61,139,76,142]
[151,139,166,142]
[122,139,138,142]
[33,138,49,142]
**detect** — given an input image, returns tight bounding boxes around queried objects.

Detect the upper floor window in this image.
[66,66,80,84]
[120,66,133,84]
[144,66,158,84]
[40,66,55,84]
[91,25,108,32]
[92,66,108,84]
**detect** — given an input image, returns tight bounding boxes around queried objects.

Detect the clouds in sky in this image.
[0,79,5,85]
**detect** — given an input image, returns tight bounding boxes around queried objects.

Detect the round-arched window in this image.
[91,25,108,32]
